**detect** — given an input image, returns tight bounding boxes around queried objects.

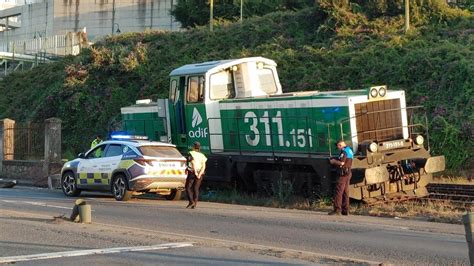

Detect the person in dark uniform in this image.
[185,141,207,209]
[328,140,353,216]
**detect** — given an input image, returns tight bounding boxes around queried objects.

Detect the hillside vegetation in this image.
[0,1,472,171]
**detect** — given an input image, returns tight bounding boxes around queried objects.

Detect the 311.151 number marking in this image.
[244,111,312,148]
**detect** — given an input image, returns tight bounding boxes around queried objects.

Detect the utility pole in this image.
[112,0,116,35]
[240,0,243,22]
[404,0,410,33]
[5,17,9,52]
[210,0,214,31]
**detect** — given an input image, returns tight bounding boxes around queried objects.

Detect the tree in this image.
[170,0,315,28]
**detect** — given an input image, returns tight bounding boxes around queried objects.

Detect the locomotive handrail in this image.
[337,105,431,150]
[206,105,430,157]
[345,123,426,138]
[339,105,425,123]
[207,116,329,157]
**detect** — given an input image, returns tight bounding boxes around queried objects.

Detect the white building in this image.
[0,0,179,48]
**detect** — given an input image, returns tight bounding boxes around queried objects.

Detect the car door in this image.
[100,143,126,188]
[76,144,107,188]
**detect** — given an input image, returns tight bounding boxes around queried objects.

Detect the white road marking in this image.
[0,242,193,264]
[1,208,385,264]
[1,200,73,210]
[93,222,384,265]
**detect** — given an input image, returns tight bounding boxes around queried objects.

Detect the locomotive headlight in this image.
[368,142,378,153]
[415,135,424,145]
[378,86,387,97]
[370,88,378,98]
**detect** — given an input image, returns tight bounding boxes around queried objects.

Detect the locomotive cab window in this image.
[210,70,235,100]
[256,67,277,94]
[187,76,205,103]
[169,79,178,103]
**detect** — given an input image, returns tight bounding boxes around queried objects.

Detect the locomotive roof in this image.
[170,57,277,76]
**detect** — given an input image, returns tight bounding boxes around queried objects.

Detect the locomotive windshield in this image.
[210,70,235,100]
[256,67,277,94]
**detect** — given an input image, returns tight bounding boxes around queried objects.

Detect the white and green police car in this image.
[61,136,187,201]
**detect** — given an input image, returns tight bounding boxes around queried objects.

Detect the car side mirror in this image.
[78,153,85,159]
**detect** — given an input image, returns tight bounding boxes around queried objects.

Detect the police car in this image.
[60,135,187,201]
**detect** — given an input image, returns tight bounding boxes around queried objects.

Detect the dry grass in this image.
[432,175,473,184]
[202,176,472,224]
[354,200,469,224]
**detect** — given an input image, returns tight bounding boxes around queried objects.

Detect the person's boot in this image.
[341,210,349,216]
[328,211,341,216]
[186,202,195,209]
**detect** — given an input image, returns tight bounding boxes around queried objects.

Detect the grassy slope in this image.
[0,5,472,170]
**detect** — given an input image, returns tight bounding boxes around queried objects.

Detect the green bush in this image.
[0,3,471,172]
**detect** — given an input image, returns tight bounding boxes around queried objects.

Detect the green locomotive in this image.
[121,57,445,202]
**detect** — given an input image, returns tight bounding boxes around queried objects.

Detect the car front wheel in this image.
[61,172,81,197]
[112,174,132,201]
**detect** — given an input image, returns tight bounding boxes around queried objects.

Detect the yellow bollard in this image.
[78,204,92,224]
[70,199,91,223]
[462,213,474,264]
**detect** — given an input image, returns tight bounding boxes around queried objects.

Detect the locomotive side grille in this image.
[355,99,403,143]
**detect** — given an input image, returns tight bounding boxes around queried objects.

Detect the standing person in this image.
[90,134,104,158]
[90,134,103,149]
[185,141,207,209]
[329,140,353,216]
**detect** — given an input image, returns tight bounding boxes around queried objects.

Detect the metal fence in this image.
[3,122,45,160]
[0,33,82,56]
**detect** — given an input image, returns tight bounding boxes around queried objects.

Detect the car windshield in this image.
[138,146,182,158]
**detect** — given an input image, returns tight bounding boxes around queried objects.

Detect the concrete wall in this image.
[0,1,55,41]
[0,160,63,186]
[0,0,179,43]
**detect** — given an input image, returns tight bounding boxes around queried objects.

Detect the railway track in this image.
[426,183,474,204]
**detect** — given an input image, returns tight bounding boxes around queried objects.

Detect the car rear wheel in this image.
[165,189,182,201]
[112,174,132,201]
[61,172,81,197]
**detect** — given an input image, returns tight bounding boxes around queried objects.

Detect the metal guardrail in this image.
[0,32,87,77]
[0,33,82,56]
[0,51,49,78]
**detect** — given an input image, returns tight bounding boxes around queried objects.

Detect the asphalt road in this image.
[0,186,469,265]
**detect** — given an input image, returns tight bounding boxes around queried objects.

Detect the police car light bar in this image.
[110,134,149,140]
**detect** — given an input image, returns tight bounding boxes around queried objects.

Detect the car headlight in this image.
[378,86,387,97]
[370,88,378,98]
[415,135,424,145]
[368,142,378,152]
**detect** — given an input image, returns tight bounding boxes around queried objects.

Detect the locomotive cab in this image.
[167,57,283,152]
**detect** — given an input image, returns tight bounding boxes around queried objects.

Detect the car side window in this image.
[105,144,124,157]
[86,145,106,159]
